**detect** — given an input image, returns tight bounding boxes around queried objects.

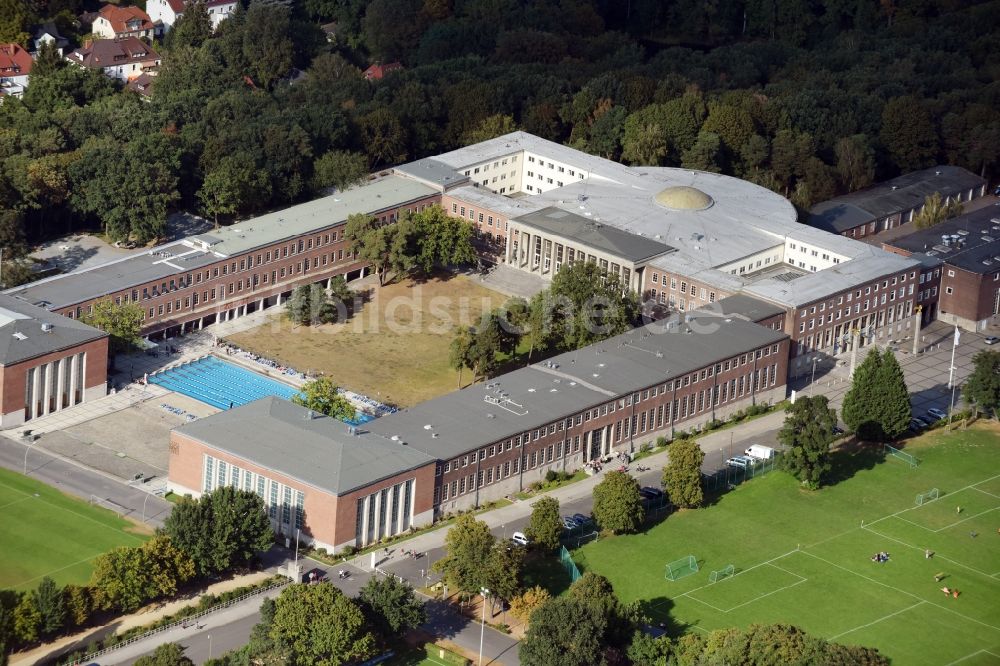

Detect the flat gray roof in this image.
[7,175,437,310]
[514,207,674,263]
[705,294,787,321]
[808,166,986,233]
[369,316,786,460]
[393,158,469,191]
[174,396,435,495]
[0,294,106,365]
[885,204,1000,274]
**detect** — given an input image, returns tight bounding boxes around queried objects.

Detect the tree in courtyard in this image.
[913,192,964,230]
[81,299,144,358]
[548,261,639,351]
[778,395,837,489]
[269,582,376,665]
[449,325,476,387]
[286,283,343,325]
[162,488,272,578]
[293,376,356,421]
[134,642,194,666]
[357,575,425,637]
[965,350,1000,417]
[31,577,65,638]
[592,470,644,535]
[525,496,563,552]
[510,586,551,623]
[519,597,607,666]
[661,437,704,508]
[842,348,909,442]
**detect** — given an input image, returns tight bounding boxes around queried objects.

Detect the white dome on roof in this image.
[654,185,714,211]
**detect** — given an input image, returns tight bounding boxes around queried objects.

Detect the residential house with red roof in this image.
[363,61,403,81]
[0,43,32,98]
[147,0,238,31]
[66,37,160,82]
[93,4,157,40]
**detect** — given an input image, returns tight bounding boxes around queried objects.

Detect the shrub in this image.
[339,545,356,557]
[545,470,559,482]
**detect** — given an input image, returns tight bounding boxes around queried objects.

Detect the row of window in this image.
[798,287,913,333]
[796,304,912,355]
[798,272,921,319]
[525,154,585,179]
[204,455,303,528]
[450,202,509,231]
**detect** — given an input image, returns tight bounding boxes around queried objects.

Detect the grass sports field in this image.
[573,424,1000,665]
[229,274,509,407]
[0,468,148,590]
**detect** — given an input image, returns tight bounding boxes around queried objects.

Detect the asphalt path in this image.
[0,436,172,528]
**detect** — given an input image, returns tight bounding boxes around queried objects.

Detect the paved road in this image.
[0,435,172,527]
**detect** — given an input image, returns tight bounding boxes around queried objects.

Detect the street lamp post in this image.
[810,356,819,394]
[208,634,212,661]
[478,587,490,666]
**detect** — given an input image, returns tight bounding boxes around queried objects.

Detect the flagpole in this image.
[947,325,958,390]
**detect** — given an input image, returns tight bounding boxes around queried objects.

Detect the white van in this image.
[745,444,775,461]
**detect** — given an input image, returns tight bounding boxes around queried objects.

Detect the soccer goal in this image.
[665,555,699,581]
[915,488,940,506]
[89,494,125,517]
[885,443,919,468]
[709,564,736,583]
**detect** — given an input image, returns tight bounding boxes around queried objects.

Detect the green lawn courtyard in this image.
[571,423,1000,665]
[0,468,148,590]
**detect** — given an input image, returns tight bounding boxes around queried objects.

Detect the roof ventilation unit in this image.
[40,322,53,333]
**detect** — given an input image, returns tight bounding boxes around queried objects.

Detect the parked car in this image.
[911,416,929,428]
[572,513,591,526]
[511,532,530,546]
[639,488,657,499]
[985,336,999,345]
[926,407,948,421]
[641,486,664,498]
[563,517,578,530]
[726,455,755,468]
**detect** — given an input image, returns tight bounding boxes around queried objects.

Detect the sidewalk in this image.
[9,572,274,666]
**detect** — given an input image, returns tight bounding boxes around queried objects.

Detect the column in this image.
[604,424,613,456]
[546,237,556,274]
[41,362,53,416]
[582,430,592,463]
[505,229,513,264]
[912,305,923,354]
[276,293,283,306]
[359,494,370,547]
[31,364,43,420]
[259,298,265,312]
[520,232,530,267]
[68,354,79,407]
[55,357,66,411]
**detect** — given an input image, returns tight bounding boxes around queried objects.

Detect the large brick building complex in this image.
[0,295,107,428]
[168,315,787,551]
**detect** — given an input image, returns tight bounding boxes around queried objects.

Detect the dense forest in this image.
[0,0,997,286]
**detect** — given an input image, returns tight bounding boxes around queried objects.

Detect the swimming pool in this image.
[149,356,374,426]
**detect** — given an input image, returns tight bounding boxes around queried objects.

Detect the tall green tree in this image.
[835,134,876,192]
[779,395,837,489]
[965,350,1000,416]
[81,299,144,358]
[13,594,40,645]
[462,114,517,145]
[165,0,213,50]
[286,283,342,325]
[311,150,369,193]
[681,131,723,172]
[592,470,644,535]
[661,438,704,508]
[293,376,356,421]
[913,192,964,230]
[134,642,195,666]
[90,536,195,612]
[548,261,639,350]
[162,488,273,578]
[520,597,607,666]
[432,514,497,594]
[270,583,375,665]
[874,350,911,441]
[197,158,245,229]
[357,576,425,636]
[841,347,880,440]
[525,496,563,551]
[569,572,644,651]
[842,349,909,442]
[880,96,938,173]
[31,577,65,638]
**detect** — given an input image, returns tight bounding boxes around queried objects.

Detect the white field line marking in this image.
[862,524,1000,581]
[864,472,1000,530]
[972,486,1000,500]
[800,550,1000,635]
[933,507,1000,533]
[677,548,800,601]
[944,649,1000,666]
[682,563,808,614]
[828,600,925,641]
[0,496,32,510]
[13,552,104,588]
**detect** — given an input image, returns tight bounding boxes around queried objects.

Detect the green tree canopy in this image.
[779,395,837,489]
[519,596,607,666]
[843,348,909,442]
[592,470,644,535]
[81,299,144,357]
[913,192,964,230]
[269,582,376,666]
[90,536,195,612]
[357,575,426,636]
[311,150,369,193]
[525,496,563,551]
[134,642,195,666]
[965,350,1000,416]
[162,487,273,578]
[661,438,704,508]
[31,577,65,638]
[547,261,639,351]
[292,376,356,421]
